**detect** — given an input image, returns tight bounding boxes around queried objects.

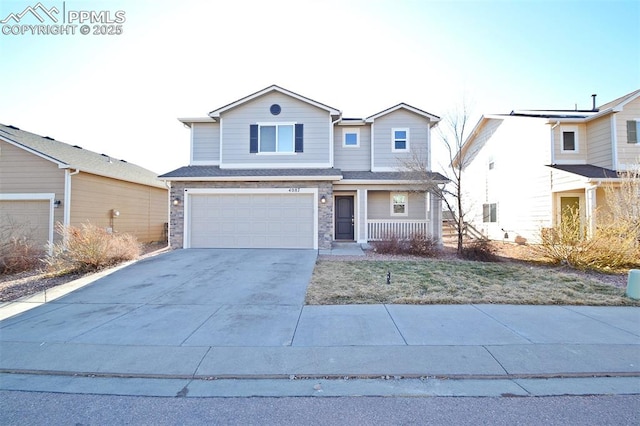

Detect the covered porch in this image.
[332,187,443,244]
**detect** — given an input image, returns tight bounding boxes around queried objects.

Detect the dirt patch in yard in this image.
[0,243,168,303]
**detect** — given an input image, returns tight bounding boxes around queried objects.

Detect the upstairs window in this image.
[627,120,639,144]
[391,192,408,216]
[260,124,293,153]
[561,126,578,152]
[250,123,303,153]
[343,128,360,147]
[392,128,409,152]
[483,203,497,223]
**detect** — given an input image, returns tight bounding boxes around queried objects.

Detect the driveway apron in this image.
[0,249,317,375]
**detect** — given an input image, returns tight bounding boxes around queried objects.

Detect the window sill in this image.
[256,152,297,155]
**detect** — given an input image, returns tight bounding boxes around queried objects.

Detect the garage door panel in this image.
[189,192,314,249]
[0,200,50,248]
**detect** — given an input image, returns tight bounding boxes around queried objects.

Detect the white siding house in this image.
[457,89,640,243]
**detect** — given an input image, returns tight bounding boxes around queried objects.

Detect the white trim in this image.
[190,160,221,166]
[183,187,318,250]
[553,159,588,165]
[390,192,408,217]
[0,193,54,201]
[209,85,341,117]
[342,127,360,148]
[392,128,410,152]
[366,103,440,123]
[219,162,331,169]
[560,125,579,153]
[0,193,55,251]
[178,117,216,126]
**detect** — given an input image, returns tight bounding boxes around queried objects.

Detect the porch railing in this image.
[368,220,429,241]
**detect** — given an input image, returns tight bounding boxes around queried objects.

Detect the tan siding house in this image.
[0,124,168,250]
[457,89,640,243]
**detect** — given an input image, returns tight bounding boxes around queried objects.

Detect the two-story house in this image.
[160,85,446,250]
[456,89,640,243]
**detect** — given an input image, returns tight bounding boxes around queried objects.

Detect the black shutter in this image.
[249,124,258,153]
[295,124,304,153]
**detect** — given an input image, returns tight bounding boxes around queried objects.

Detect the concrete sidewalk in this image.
[0,249,639,397]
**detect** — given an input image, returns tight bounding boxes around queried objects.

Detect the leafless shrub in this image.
[372,232,440,257]
[371,234,404,255]
[45,222,141,272]
[460,238,500,262]
[407,232,440,257]
[537,169,640,271]
[0,217,45,274]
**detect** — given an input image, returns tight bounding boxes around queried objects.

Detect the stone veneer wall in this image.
[169,180,334,250]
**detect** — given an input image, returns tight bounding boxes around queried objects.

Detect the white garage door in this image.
[188,192,315,249]
[0,200,51,249]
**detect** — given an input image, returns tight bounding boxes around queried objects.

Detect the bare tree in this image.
[401,102,474,255]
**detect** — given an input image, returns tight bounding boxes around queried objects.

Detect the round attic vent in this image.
[270,104,281,115]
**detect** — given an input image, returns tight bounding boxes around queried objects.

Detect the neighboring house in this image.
[0,124,169,250]
[160,85,446,250]
[456,89,640,243]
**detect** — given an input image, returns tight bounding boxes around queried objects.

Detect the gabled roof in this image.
[0,123,165,188]
[208,85,341,118]
[597,89,640,112]
[547,164,619,179]
[365,103,440,125]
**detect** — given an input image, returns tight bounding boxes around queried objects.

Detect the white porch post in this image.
[357,189,368,243]
[586,186,597,238]
[430,190,443,244]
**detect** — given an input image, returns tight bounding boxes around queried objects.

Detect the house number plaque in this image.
[288,188,300,192]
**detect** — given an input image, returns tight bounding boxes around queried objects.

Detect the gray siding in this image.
[367,191,426,220]
[372,109,430,170]
[220,92,331,167]
[191,123,220,164]
[333,125,371,171]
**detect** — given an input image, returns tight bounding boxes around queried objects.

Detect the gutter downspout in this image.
[330,116,342,168]
[64,169,80,239]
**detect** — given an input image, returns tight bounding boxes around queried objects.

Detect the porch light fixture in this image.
[320,195,326,204]
[53,200,61,208]
[173,197,181,206]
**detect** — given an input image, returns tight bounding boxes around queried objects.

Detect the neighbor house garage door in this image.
[188,192,315,249]
[0,199,51,250]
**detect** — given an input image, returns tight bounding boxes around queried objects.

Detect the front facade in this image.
[0,124,168,249]
[458,90,640,243]
[161,85,446,250]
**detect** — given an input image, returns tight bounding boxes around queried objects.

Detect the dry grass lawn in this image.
[306,258,639,306]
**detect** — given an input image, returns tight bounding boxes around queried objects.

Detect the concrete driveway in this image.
[1,248,639,398]
[0,249,316,348]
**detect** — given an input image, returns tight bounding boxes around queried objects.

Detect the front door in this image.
[335,196,354,240]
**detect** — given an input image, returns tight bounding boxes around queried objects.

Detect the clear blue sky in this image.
[1,0,638,174]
